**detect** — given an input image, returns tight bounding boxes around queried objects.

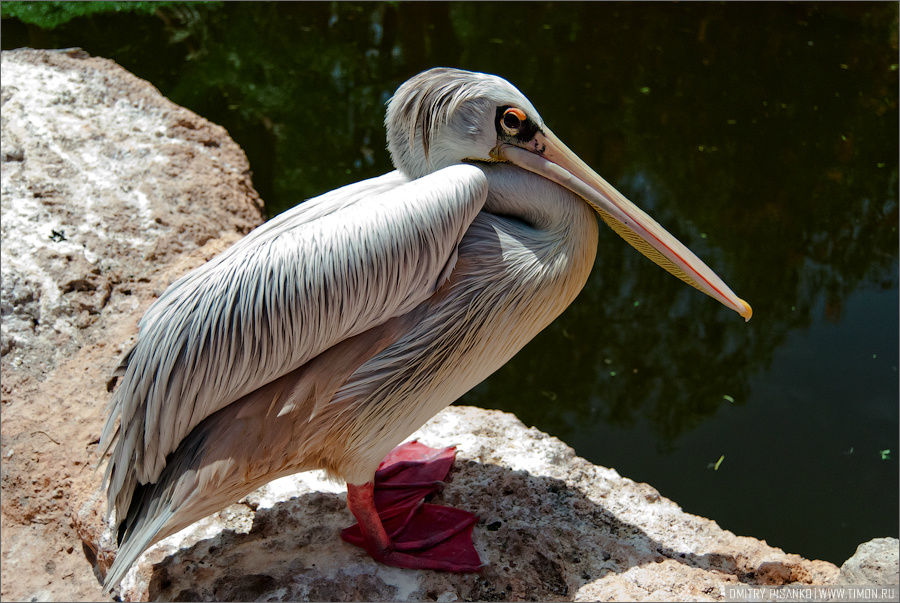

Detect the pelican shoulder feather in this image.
[101,164,489,522]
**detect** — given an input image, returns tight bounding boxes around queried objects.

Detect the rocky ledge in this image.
[1,49,896,602]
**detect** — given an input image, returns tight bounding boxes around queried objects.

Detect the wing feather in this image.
[101,164,489,521]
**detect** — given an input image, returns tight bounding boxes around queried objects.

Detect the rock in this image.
[1,48,263,385]
[0,48,865,603]
[114,405,840,601]
[839,538,899,586]
[0,48,264,602]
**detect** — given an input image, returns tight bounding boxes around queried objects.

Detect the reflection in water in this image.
[3,2,896,563]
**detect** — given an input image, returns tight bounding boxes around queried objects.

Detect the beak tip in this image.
[738,298,753,322]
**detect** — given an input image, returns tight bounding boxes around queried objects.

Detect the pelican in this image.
[100,67,751,587]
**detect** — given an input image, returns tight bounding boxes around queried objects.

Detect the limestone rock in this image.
[0,48,265,602]
[0,47,264,384]
[839,538,899,586]
[116,405,841,601]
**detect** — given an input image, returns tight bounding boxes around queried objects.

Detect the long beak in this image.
[498,129,752,321]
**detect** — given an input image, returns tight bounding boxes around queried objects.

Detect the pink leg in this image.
[341,441,483,572]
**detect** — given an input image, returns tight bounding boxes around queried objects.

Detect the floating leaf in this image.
[723,394,735,404]
[707,455,725,471]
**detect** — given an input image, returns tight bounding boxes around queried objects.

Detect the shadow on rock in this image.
[142,460,764,602]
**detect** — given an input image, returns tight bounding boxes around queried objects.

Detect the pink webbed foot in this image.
[341,441,482,572]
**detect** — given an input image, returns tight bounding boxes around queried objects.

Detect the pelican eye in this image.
[501,107,527,134]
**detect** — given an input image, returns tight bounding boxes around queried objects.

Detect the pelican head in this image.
[386,67,752,321]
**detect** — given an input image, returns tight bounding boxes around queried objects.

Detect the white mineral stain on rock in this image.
[1,49,262,383]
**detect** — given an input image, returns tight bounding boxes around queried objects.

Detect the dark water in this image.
[4,2,897,565]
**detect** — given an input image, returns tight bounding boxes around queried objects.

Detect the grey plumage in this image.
[100,67,749,588]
